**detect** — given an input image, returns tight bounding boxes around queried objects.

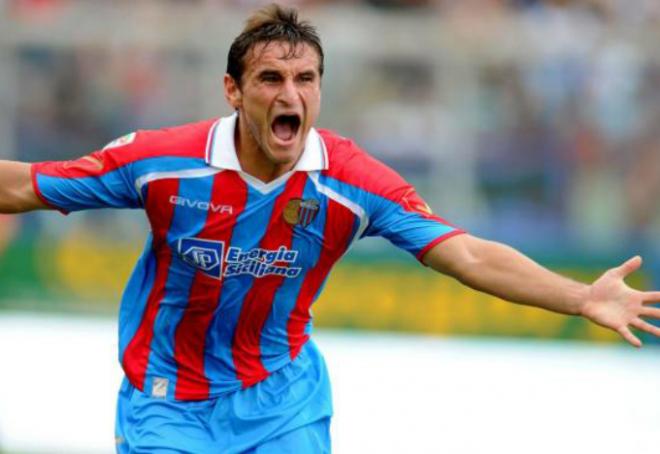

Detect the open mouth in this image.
[271,114,301,142]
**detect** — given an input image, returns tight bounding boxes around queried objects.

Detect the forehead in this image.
[243,41,320,75]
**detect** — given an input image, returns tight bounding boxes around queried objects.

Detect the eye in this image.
[298,73,316,83]
[260,72,281,83]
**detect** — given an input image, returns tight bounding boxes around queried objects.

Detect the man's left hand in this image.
[582,256,660,347]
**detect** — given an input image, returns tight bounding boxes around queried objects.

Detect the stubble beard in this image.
[241,111,298,168]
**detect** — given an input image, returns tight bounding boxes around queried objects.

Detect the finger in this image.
[640,306,660,319]
[642,291,660,304]
[631,318,660,338]
[618,326,642,348]
[614,256,642,278]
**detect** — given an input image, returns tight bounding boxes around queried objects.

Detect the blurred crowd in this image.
[1,0,659,281]
[5,0,660,22]
[5,0,660,20]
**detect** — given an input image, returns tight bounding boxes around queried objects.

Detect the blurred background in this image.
[0,0,659,453]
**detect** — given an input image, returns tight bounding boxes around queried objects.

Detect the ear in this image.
[224,74,242,110]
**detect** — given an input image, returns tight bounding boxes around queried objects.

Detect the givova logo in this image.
[178,238,225,279]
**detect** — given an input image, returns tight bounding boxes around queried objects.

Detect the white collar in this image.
[205,112,328,172]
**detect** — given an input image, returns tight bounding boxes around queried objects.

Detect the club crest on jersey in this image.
[283,198,320,227]
[178,238,224,279]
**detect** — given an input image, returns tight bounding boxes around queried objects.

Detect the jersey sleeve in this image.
[31,133,144,214]
[325,139,465,262]
[362,176,465,262]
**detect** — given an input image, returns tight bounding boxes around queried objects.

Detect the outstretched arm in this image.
[0,161,47,213]
[424,234,660,347]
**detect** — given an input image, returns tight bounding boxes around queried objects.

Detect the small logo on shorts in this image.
[151,377,169,398]
[283,198,320,227]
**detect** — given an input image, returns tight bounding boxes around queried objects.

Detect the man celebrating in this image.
[1,4,659,453]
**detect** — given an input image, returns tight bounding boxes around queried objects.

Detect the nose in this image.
[277,78,299,105]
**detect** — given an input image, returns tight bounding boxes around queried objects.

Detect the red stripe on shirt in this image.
[318,129,457,226]
[122,178,180,391]
[34,119,215,178]
[287,198,356,360]
[173,171,248,400]
[232,173,308,388]
[318,129,409,203]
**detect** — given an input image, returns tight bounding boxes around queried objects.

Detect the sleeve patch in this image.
[400,188,433,216]
[103,132,136,150]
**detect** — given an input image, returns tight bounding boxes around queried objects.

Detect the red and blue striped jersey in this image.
[31,114,464,401]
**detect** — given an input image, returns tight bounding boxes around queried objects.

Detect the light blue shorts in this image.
[115,341,332,453]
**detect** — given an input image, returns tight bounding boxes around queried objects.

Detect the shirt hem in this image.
[416,229,467,264]
[31,164,70,215]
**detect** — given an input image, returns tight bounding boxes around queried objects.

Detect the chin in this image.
[267,144,304,165]
[269,153,299,167]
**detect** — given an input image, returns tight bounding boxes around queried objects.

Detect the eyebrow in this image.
[255,68,318,80]
[257,69,282,78]
[298,70,317,78]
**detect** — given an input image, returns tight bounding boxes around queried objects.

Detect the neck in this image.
[234,115,295,183]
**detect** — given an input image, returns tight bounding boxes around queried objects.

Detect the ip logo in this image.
[178,238,225,279]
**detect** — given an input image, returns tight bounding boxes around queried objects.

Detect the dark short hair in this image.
[227,4,324,86]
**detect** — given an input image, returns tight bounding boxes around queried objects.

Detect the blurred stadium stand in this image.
[0,0,659,342]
